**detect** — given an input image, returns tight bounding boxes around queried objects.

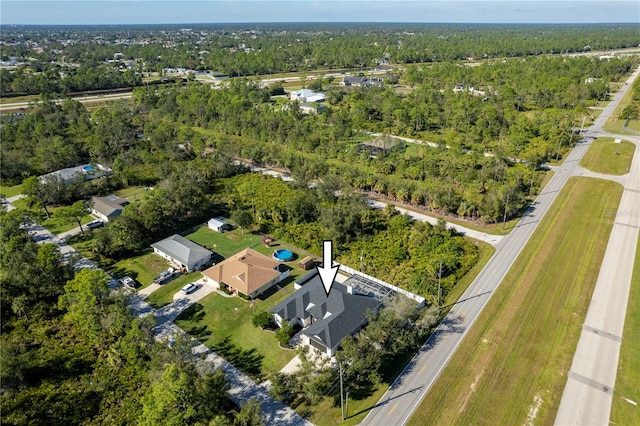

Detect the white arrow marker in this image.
[317,240,339,297]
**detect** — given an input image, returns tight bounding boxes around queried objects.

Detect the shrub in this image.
[276,321,294,346]
[252,311,274,329]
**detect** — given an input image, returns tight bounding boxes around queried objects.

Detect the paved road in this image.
[0,92,133,112]
[555,111,640,423]
[361,66,640,426]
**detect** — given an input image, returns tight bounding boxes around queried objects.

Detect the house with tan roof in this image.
[201,248,289,299]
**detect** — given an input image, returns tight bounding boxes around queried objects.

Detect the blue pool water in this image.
[273,249,294,262]
[83,165,95,172]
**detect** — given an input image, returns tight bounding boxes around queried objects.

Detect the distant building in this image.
[151,234,213,272]
[91,195,129,222]
[40,163,112,185]
[289,88,325,103]
[207,217,233,233]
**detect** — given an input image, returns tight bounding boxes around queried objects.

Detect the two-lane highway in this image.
[361,65,640,426]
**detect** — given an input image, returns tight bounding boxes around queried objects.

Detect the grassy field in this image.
[111,251,168,288]
[113,185,148,202]
[0,183,23,198]
[175,279,299,380]
[185,226,263,258]
[603,80,640,134]
[579,137,636,175]
[145,271,203,308]
[407,177,623,426]
[610,235,640,425]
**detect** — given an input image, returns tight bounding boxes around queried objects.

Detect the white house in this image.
[91,195,129,222]
[151,234,213,272]
[289,88,325,103]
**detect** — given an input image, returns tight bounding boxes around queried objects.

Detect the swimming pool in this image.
[273,249,294,262]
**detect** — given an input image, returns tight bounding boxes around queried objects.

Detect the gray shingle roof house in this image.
[91,195,130,222]
[151,234,213,272]
[271,270,382,357]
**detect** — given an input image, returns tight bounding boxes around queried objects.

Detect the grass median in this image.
[610,235,640,425]
[580,137,636,175]
[408,177,623,426]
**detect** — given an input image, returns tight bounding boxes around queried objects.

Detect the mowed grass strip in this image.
[580,137,636,175]
[408,177,623,426]
[610,234,640,425]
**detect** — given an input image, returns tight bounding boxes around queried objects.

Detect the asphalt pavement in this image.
[361,65,640,426]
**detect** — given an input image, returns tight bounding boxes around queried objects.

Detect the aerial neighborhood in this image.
[1,12,639,426]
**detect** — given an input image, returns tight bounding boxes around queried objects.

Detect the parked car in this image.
[154,267,178,284]
[120,276,136,288]
[86,220,104,230]
[181,282,198,295]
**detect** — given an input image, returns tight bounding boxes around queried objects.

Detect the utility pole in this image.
[438,261,443,308]
[339,362,345,420]
[502,192,510,230]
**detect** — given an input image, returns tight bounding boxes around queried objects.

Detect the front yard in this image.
[111,251,169,289]
[146,271,203,308]
[175,277,300,380]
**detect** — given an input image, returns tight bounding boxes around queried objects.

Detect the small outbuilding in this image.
[298,256,316,271]
[208,217,232,233]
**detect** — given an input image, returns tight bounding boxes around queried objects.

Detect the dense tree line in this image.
[0,64,141,97]
[0,209,263,425]
[3,24,638,79]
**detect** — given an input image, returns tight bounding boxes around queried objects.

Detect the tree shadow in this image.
[212,336,264,379]
[176,303,205,322]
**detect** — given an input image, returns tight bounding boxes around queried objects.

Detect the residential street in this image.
[361,65,640,426]
[8,196,312,426]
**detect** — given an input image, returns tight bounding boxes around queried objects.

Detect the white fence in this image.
[338,264,426,309]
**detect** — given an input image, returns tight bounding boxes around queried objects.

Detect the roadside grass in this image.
[579,137,636,175]
[145,271,202,309]
[111,251,168,288]
[407,177,623,426]
[175,279,299,380]
[185,226,262,258]
[603,80,640,134]
[0,183,23,198]
[610,235,640,425]
[300,242,496,426]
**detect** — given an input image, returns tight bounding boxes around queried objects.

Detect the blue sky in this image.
[1,1,639,25]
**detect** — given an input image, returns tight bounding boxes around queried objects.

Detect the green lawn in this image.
[175,279,299,380]
[146,271,203,309]
[10,197,94,235]
[408,177,623,426]
[610,235,640,425]
[0,183,23,198]
[185,226,262,258]
[113,185,148,202]
[579,137,636,175]
[603,80,640,134]
[111,251,168,288]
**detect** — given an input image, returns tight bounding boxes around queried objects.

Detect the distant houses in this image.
[341,75,384,87]
[90,194,129,222]
[289,88,325,103]
[40,163,112,184]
